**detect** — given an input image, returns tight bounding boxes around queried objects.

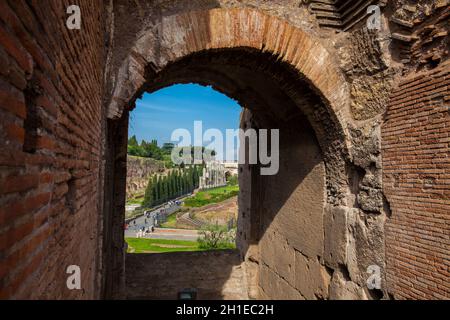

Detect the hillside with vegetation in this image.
[127,136,175,168]
[126,136,218,208]
[127,135,216,169]
[183,184,239,208]
[126,156,165,200]
[142,166,202,208]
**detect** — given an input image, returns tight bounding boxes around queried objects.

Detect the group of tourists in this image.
[135,225,154,238]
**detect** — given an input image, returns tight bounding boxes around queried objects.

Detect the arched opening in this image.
[124,84,243,299]
[102,8,350,300]
[136,49,331,300]
[104,48,344,299]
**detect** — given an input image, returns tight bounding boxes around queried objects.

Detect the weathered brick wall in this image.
[0,0,105,299]
[382,61,450,299]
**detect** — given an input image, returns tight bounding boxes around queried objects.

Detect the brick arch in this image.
[107,8,350,146]
[104,7,354,299]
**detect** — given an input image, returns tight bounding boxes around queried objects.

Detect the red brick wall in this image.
[382,62,450,299]
[0,0,105,299]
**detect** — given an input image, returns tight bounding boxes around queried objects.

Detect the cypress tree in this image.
[167,171,172,199]
[193,165,199,188]
[182,171,187,194]
[189,167,194,191]
[174,170,178,196]
[157,176,163,205]
[128,135,138,147]
[143,176,153,207]
[171,172,176,199]
[160,176,165,203]
[177,170,182,196]
[151,175,157,205]
[164,176,169,202]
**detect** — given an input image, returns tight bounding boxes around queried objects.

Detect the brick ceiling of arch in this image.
[106,8,351,143]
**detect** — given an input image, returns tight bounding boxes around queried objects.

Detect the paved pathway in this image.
[144,228,199,241]
[124,201,199,241]
[125,227,199,241]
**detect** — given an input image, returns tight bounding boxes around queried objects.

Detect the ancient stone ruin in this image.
[0,0,448,300]
[199,161,227,190]
[126,156,164,198]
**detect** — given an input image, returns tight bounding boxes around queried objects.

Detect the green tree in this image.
[170,171,176,199]
[128,135,138,147]
[157,176,163,205]
[188,167,194,191]
[192,166,199,188]
[127,144,140,156]
[162,143,175,155]
[176,170,182,196]
[152,175,158,205]
[197,224,235,250]
[167,171,173,199]
[143,177,154,208]
[163,177,169,202]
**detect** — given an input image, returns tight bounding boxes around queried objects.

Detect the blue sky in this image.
[129,84,242,160]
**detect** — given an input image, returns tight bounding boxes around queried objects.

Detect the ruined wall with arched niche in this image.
[105,2,396,300]
[1,0,447,300]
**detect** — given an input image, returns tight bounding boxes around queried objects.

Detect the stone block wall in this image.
[126,250,248,300]
[257,116,328,300]
[0,0,106,299]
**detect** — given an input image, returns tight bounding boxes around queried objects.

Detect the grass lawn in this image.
[184,184,239,207]
[160,212,179,228]
[126,198,144,205]
[126,237,202,253]
[126,237,236,253]
[126,192,145,206]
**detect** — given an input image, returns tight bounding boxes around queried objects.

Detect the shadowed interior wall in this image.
[256,116,327,299]
[126,250,248,300]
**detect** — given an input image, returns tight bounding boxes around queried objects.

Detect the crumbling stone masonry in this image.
[199,161,227,190]
[0,0,448,299]
[126,156,164,198]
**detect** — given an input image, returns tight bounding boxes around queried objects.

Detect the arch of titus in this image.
[0,0,448,300]
[199,161,227,190]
